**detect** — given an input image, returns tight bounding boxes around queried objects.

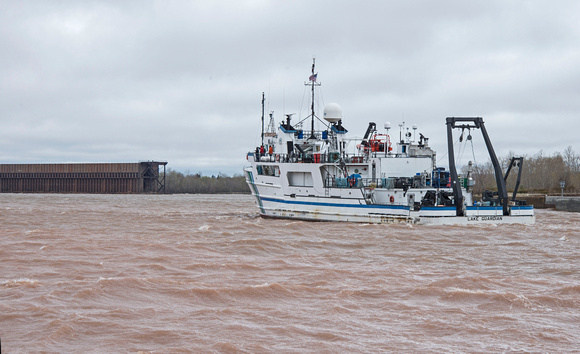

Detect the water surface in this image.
[1,194,579,352]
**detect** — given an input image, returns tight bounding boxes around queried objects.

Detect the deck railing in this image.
[324,177,399,189]
[251,152,368,164]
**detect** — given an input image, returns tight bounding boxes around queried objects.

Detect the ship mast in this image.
[260,92,265,145]
[306,58,321,139]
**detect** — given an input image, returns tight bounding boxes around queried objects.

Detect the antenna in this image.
[305,58,321,139]
[399,122,404,143]
[311,59,315,138]
[385,122,392,155]
[261,92,265,145]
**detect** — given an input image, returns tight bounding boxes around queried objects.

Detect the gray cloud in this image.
[1,0,579,175]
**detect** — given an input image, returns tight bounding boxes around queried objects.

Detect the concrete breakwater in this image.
[545,196,580,212]
[480,194,579,211]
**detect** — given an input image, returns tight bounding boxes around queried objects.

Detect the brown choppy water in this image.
[1,193,579,353]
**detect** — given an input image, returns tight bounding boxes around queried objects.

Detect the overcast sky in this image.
[1,1,579,175]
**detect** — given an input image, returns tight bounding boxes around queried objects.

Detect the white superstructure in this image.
[244,61,534,225]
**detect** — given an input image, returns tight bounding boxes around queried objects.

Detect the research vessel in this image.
[244,61,534,225]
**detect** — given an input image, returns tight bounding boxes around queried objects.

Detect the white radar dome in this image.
[323,103,343,123]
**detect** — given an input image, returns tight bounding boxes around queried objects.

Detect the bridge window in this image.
[257,165,280,177]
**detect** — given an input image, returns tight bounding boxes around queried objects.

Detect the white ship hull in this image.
[244,166,535,225]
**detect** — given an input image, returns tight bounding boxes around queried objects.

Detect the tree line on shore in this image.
[164,170,249,194]
[163,146,580,195]
[469,146,580,196]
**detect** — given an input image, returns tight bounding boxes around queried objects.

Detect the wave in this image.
[2,278,39,288]
[557,284,580,295]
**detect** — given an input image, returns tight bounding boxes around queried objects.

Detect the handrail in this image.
[251,151,367,164]
[324,176,398,189]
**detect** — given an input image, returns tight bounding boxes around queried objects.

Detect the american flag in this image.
[309,73,318,82]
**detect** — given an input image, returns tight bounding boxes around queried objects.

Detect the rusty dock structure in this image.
[0,161,167,194]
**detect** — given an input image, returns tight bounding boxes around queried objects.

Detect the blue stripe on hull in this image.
[420,206,456,211]
[510,206,534,210]
[259,196,410,210]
